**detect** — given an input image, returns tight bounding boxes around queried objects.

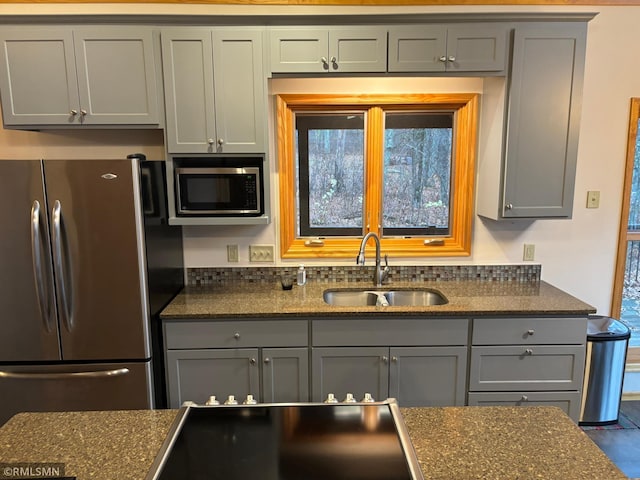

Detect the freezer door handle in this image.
[30,200,54,333]
[0,368,130,380]
[52,200,73,332]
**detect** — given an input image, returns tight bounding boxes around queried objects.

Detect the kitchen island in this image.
[0,406,625,479]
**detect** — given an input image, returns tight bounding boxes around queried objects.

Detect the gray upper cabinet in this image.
[388,24,508,73]
[161,27,266,154]
[477,22,588,219]
[269,26,387,74]
[0,26,159,127]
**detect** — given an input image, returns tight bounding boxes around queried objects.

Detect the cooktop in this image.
[146,398,423,480]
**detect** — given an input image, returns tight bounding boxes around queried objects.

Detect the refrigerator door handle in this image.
[52,200,73,332]
[30,200,54,333]
[0,368,130,380]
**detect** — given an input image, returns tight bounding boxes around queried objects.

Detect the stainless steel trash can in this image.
[579,315,630,425]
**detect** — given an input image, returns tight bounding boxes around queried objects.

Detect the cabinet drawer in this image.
[164,320,308,349]
[467,391,581,422]
[312,318,469,346]
[472,317,587,345]
[469,345,585,391]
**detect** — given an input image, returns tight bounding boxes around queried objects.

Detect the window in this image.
[276,93,479,259]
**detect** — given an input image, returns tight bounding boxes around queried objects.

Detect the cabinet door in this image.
[445,25,507,73]
[73,26,159,125]
[328,27,387,73]
[388,25,447,72]
[311,347,389,402]
[165,348,259,407]
[502,23,586,218]
[389,347,467,407]
[161,28,217,153]
[0,27,80,126]
[268,28,329,73]
[212,29,266,153]
[262,347,309,403]
[469,345,585,392]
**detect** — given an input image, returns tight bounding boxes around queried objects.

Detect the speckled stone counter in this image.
[0,406,625,479]
[160,280,596,319]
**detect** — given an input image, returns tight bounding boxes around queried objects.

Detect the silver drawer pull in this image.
[524,348,533,355]
[527,329,535,336]
[234,332,240,339]
[521,395,528,402]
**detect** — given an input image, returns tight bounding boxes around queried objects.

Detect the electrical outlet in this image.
[523,244,535,262]
[587,191,600,209]
[227,244,239,263]
[249,245,275,263]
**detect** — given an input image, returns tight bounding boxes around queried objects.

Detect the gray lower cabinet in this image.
[161,27,266,154]
[311,318,469,406]
[467,391,582,420]
[163,320,308,407]
[388,24,508,73]
[477,22,588,219]
[0,26,159,127]
[469,316,587,421]
[268,26,387,74]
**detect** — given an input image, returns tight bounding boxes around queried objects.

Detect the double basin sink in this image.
[323,287,448,307]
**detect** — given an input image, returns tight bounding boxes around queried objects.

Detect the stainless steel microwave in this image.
[175,166,263,216]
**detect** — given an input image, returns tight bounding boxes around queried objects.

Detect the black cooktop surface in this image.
[150,401,420,480]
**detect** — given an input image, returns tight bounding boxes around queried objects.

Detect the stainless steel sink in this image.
[323,288,448,307]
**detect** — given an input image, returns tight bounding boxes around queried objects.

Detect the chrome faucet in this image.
[356,232,390,287]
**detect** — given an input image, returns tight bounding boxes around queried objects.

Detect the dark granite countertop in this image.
[0,406,625,479]
[160,280,596,319]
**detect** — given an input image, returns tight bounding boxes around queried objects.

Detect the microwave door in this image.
[0,160,61,362]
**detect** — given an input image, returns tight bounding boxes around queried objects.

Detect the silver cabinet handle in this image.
[234,332,240,339]
[52,200,73,332]
[70,109,78,116]
[505,203,514,210]
[527,329,535,336]
[321,56,329,70]
[382,356,388,363]
[392,356,398,362]
[217,138,224,145]
[264,357,271,364]
[250,358,256,365]
[0,368,130,380]
[521,395,529,402]
[207,138,215,145]
[524,348,533,355]
[30,200,53,333]
[80,109,87,116]
[439,55,447,62]
[448,55,456,62]
[330,56,338,69]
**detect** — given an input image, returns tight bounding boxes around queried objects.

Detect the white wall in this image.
[0,3,636,316]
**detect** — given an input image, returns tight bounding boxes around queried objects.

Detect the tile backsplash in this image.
[186,264,541,287]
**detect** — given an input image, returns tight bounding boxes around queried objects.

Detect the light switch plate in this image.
[249,245,275,263]
[227,244,239,263]
[523,244,535,262]
[587,191,600,209]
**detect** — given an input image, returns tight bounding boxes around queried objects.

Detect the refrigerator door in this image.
[43,159,150,361]
[0,361,153,426]
[0,160,61,362]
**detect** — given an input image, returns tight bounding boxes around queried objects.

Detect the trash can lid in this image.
[587,315,631,340]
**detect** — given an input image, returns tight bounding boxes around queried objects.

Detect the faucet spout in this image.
[356,232,389,287]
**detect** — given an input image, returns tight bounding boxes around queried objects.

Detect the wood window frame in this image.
[276,93,479,259]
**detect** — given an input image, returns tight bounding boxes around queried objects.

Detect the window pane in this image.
[628,118,640,231]
[296,113,365,236]
[383,112,453,236]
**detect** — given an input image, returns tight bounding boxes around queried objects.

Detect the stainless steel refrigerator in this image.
[0,155,183,425]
